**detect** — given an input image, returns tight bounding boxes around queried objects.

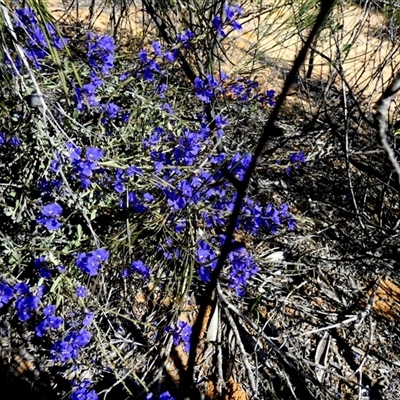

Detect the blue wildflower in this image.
[50,158,61,173]
[159,391,176,400]
[87,33,116,75]
[75,248,109,276]
[15,7,38,28]
[138,49,148,63]
[227,245,259,296]
[15,294,40,321]
[212,15,226,37]
[34,256,53,278]
[167,320,192,353]
[119,72,129,81]
[82,312,94,327]
[71,387,98,400]
[8,137,21,147]
[51,329,91,362]
[152,41,162,57]
[14,282,30,295]
[164,49,178,62]
[42,203,62,217]
[176,29,194,45]
[105,102,120,119]
[76,286,87,298]
[86,147,104,162]
[143,66,154,81]
[36,202,63,231]
[43,305,56,316]
[196,240,218,282]
[128,260,150,278]
[121,112,130,123]
[50,340,77,362]
[0,282,14,308]
[66,142,81,161]
[35,315,63,337]
[125,165,142,177]
[289,151,306,165]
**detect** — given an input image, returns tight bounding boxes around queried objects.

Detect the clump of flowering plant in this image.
[0,3,304,399]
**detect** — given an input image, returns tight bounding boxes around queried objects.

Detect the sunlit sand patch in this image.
[46,0,398,113]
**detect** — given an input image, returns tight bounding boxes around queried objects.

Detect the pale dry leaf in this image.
[207,301,219,342]
[315,331,331,382]
[264,251,285,262]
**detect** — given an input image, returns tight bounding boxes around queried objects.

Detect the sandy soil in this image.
[45,0,399,115]
[226,2,398,107]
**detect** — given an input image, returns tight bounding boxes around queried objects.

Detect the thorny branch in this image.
[374,72,400,189]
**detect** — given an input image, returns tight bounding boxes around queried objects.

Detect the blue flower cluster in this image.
[196,240,218,283]
[74,74,103,111]
[34,256,55,279]
[193,74,228,103]
[75,248,110,276]
[38,176,63,200]
[36,202,63,231]
[9,7,67,71]
[286,151,306,175]
[137,31,195,82]
[122,260,150,279]
[72,32,130,127]
[34,64,291,300]
[275,151,307,177]
[0,132,21,147]
[39,144,106,210]
[0,275,97,397]
[138,108,296,293]
[166,320,192,353]
[87,32,116,75]
[51,329,92,362]
[147,391,176,400]
[196,237,260,296]
[1,282,32,321]
[35,304,64,337]
[113,166,141,194]
[63,143,104,189]
[265,203,296,232]
[119,190,149,212]
[227,77,276,105]
[212,4,244,37]
[177,29,195,45]
[14,283,41,321]
[157,237,181,260]
[76,286,86,298]
[259,89,277,107]
[71,386,98,400]
[239,198,296,235]
[138,47,162,82]
[227,245,259,296]
[0,282,43,321]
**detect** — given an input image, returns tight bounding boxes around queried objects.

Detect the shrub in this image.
[0,2,303,399]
